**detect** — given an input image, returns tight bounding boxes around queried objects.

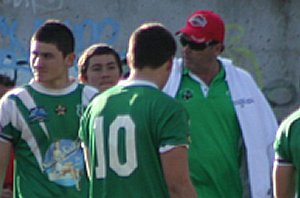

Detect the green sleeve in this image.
[274,121,292,163]
[157,100,190,149]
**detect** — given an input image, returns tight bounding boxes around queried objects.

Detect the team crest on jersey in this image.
[55,105,67,116]
[180,88,194,101]
[29,107,48,122]
[43,139,84,190]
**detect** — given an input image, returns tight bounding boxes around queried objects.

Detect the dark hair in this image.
[78,43,122,79]
[0,74,15,87]
[31,19,75,57]
[128,22,176,69]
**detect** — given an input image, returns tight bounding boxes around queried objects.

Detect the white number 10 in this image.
[94,115,137,178]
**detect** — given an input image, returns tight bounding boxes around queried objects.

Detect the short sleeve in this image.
[274,116,300,166]
[156,100,190,153]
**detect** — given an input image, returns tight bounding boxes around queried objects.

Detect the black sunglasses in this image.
[179,36,219,51]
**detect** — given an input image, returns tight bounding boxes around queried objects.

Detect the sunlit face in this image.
[180,34,221,73]
[182,43,217,73]
[84,54,121,91]
[30,40,74,88]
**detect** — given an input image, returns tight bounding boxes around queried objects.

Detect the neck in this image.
[190,60,220,85]
[36,76,74,90]
[127,68,165,90]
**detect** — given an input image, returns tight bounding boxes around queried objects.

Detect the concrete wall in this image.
[0,0,298,121]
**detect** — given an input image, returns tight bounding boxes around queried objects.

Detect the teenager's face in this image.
[84,54,121,91]
[30,40,74,88]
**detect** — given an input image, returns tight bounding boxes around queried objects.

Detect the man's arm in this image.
[0,141,12,196]
[160,146,197,198]
[273,164,295,198]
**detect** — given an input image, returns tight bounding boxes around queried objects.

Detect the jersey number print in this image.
[94,115,137,178]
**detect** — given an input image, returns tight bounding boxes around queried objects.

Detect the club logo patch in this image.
[189,14,207,27]
[43,139,84,190]
[29,107,48,122]
[180,88,194,101]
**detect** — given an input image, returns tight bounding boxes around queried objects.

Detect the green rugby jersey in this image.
[0,80,98,198]
[274,108,300,197]
[79,80,190,198]
[175,66,243,198]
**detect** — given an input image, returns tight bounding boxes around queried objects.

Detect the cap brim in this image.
[175,26,209,43]
[175,26,189,36]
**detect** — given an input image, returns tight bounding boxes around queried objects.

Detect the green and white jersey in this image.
[175,66,243,198]
[0,80,98,198]
[274,108,300,195]
[79,80,190,198]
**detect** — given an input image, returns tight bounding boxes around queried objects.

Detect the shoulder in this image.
[219,56,258,90]
[81,84,98,94]
[0,86,30,116]
[275,109,300,158]
[80,84,99,98]
[219,57,252,77]
[153,90,186,113]
[1,85,29,101]
[278,109,300,136]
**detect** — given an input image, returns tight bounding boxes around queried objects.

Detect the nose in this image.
[32,55,42,68]
[100,68,111,78]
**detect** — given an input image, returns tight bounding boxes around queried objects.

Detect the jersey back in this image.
[80,84,190,198]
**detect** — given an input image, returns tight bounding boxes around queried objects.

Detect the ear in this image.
[79,73,87,83]
[65,52,76,68]
[214,43,224,55]
[126,53,133,68]
[166,57,173,71]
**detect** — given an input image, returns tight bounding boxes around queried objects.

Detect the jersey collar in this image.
[118,79,158,89]
[29,78,78,95]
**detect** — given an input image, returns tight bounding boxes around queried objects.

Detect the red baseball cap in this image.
[177,10,225,43]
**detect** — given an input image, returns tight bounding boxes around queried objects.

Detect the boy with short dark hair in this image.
[0,20,98,198]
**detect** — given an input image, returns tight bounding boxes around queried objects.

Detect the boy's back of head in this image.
[127,22,176,69]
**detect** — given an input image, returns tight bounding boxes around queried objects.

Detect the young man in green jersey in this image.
[273,109,300,198]
[163,10,278,198]
[79,22,197,198]
[0,20,98,198]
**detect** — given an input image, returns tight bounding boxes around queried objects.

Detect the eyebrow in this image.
[31,51,54,56]
[106,61,117,66]
[91,61,117,67]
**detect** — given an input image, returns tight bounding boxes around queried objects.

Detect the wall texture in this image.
[0,0,299,121]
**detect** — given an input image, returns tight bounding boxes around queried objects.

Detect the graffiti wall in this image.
[0,0,299,121]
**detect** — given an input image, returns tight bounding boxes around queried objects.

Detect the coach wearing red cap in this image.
[163,10,278,198]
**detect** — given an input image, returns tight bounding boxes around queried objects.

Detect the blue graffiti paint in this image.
[0,16,27,64]
[69,17,120,53]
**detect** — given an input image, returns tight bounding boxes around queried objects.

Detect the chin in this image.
[100,87,110,92]
[100,83,114,90]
